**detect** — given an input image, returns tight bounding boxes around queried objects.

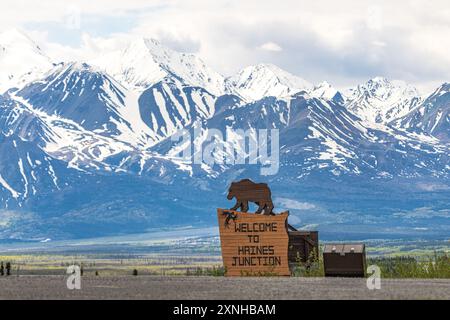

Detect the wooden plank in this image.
[217,209,290,276]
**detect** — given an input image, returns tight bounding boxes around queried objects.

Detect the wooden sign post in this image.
[217,209,291,276]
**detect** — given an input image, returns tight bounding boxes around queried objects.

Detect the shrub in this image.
[293,249,324,277]
[368,252,450,278]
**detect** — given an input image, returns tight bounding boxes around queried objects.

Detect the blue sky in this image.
[0,0,449,93]
[25,13,137,47]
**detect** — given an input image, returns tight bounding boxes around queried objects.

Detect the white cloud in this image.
[372,41,386,47]
[0,0,448,91]
[393,207,450,219]
[366,5,383,31]
[259,42,282,52]
[275,197,316,210]
[416,183,450,192]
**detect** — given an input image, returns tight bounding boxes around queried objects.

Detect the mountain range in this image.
[0,29,448,241]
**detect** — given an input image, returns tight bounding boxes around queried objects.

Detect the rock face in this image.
[0,30,448,241]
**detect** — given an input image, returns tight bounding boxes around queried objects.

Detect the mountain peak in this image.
[38,61,108,81]
[315,81,332,88]
[363,77,394,92]
[422,82,450,103]
[310,81,343,103]
[65,61,99,73]
[251,63,285,72]
[125,37,166,56]
[345,77,421,123]
[226,63,312,101]
[90,36,224,95]
[360,77,418,95]
[0,29,52,93]
[0,28,35,46]
[436,82,450,92]
[240,63,303,79]
[368,76,388,83]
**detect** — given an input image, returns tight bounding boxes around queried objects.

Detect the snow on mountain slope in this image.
[155,91,448,180]
[138,77,219,139]
[1,93,137,172]
[225,63,312,101]
[0,29,53,94]
[0,95,58,147]
[90,37,225,95]
[0,131,74,207]
[309,81,344,104]
[15,62,159,148]
[1,61,224,174]
[394,83,450,142]
[281,94,448,179]
[345,77,421,124]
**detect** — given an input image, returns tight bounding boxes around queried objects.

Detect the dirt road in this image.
[0,276,448,300]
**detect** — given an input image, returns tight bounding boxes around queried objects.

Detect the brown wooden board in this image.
[217,208,290,276]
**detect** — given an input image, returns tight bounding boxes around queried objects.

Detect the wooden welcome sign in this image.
[217,209,290,276]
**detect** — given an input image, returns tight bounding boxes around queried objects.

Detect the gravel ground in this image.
[0,276,448,300]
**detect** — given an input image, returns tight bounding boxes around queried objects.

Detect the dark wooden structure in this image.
[323,244,366,277]
[217,209,290,276]
[288,231,319,263]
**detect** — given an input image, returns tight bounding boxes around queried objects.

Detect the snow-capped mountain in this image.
[0,30,449,240]
[156,91,448,180]
[14,61,160,146]
[0,29,53,94]
[90,37,225,96]
[1,59,229,174]
[1,93,132,172]
[225,63,312,101]
[1,62,147,171]
[310,81,344,104]
[394,83,450,142]
[344,77,421,124]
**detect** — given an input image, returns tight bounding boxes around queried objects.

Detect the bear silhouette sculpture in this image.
[227,179,274,215]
